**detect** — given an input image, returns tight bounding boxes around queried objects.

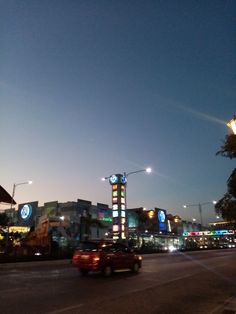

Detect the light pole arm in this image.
[125,169,146,177]
[10,184,16,210]
[183,201,214,208]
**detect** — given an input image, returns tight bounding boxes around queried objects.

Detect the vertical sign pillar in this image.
[109,174,127,241]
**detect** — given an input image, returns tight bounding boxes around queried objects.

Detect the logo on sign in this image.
[20,204,32,220]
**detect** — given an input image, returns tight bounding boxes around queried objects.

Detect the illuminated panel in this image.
[121,191,125,197]
[121,205,125,210]
[112,204,118,210]
[112,211,118,217]
[148,210,155,219]
[112,191,118,197]
[121,198,125,204]
[113,225,119,232]
[121,218,126,224]
[112,185,118,190]
[121,225,125,231]
[102,217,112,222]
[121,185,125,190]
[121,211,126,217]
[121,232,125,239]
[183,230,235,237]
[9,226,30,233]
[112,198,117,203]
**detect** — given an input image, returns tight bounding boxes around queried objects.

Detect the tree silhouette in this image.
[0,213,9,226]
[216,134,236,159]
[216,131,236,226]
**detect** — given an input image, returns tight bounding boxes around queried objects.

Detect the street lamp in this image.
[101,167,152,182]
[101,167,152,241]
[227,116,236,135]
[183,201,216,230]
[5,180,33,252]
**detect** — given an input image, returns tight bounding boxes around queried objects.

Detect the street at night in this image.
[1,249,236,314]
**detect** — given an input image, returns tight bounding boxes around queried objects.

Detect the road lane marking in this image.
[46,303,84,314]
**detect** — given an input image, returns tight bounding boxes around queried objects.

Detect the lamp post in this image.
[101,167,151,241]
[101,168,152,182]
[183,201,216,230]
[5,180,33,252]
[227,116,236,135]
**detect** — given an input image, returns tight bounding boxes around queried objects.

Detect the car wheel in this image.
[80,269,88,276]
[102,265,113,277]
[132,262,140,273]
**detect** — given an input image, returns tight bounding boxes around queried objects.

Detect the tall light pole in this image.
[227,116,236,135]
[5,180,33,252]
[183,201,216,230]
[101,167,152,241]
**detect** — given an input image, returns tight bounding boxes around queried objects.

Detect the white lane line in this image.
[46,303,84,314]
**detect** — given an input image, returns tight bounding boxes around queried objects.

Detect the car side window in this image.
[101,243,116,253]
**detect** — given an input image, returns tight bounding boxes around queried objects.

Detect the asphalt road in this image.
[0,249,236,314]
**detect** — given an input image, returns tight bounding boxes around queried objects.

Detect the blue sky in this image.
[1,1,235,224]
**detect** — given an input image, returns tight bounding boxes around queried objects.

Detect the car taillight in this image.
[92,255,100,263]
[73,254,80,261]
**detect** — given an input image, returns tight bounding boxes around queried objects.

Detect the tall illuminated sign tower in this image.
[109,174,127,241]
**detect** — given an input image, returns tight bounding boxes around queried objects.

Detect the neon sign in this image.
[183,230,235,237]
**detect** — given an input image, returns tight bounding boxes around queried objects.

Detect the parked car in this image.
[72,240,142,277]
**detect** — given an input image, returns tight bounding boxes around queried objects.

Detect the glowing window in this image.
[112,204,118,210]
[121,211,126,217]
[121,205,125,210]
[112,191,118,197]
[113,211,118,217]
[113,225,119,232]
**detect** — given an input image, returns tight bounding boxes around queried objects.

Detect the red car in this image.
[72,240,142,277]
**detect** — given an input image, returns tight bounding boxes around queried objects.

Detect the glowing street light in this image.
[5,180,33,252]
[227,116,236,135]
[101,167,152,182]
[183,200,216,229]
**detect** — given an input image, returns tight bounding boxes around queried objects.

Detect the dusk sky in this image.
[1,1,235,224]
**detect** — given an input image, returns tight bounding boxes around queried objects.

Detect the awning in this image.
[0,185,16,204]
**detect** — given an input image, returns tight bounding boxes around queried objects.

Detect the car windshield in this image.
[78,242,99,252]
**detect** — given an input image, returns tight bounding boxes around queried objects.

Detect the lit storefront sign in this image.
[183,230,235,237]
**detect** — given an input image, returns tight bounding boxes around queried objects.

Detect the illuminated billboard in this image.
[17,201,38,227]
[97,203,112,222]
[43,201,58,217]
[156,208,167,232]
